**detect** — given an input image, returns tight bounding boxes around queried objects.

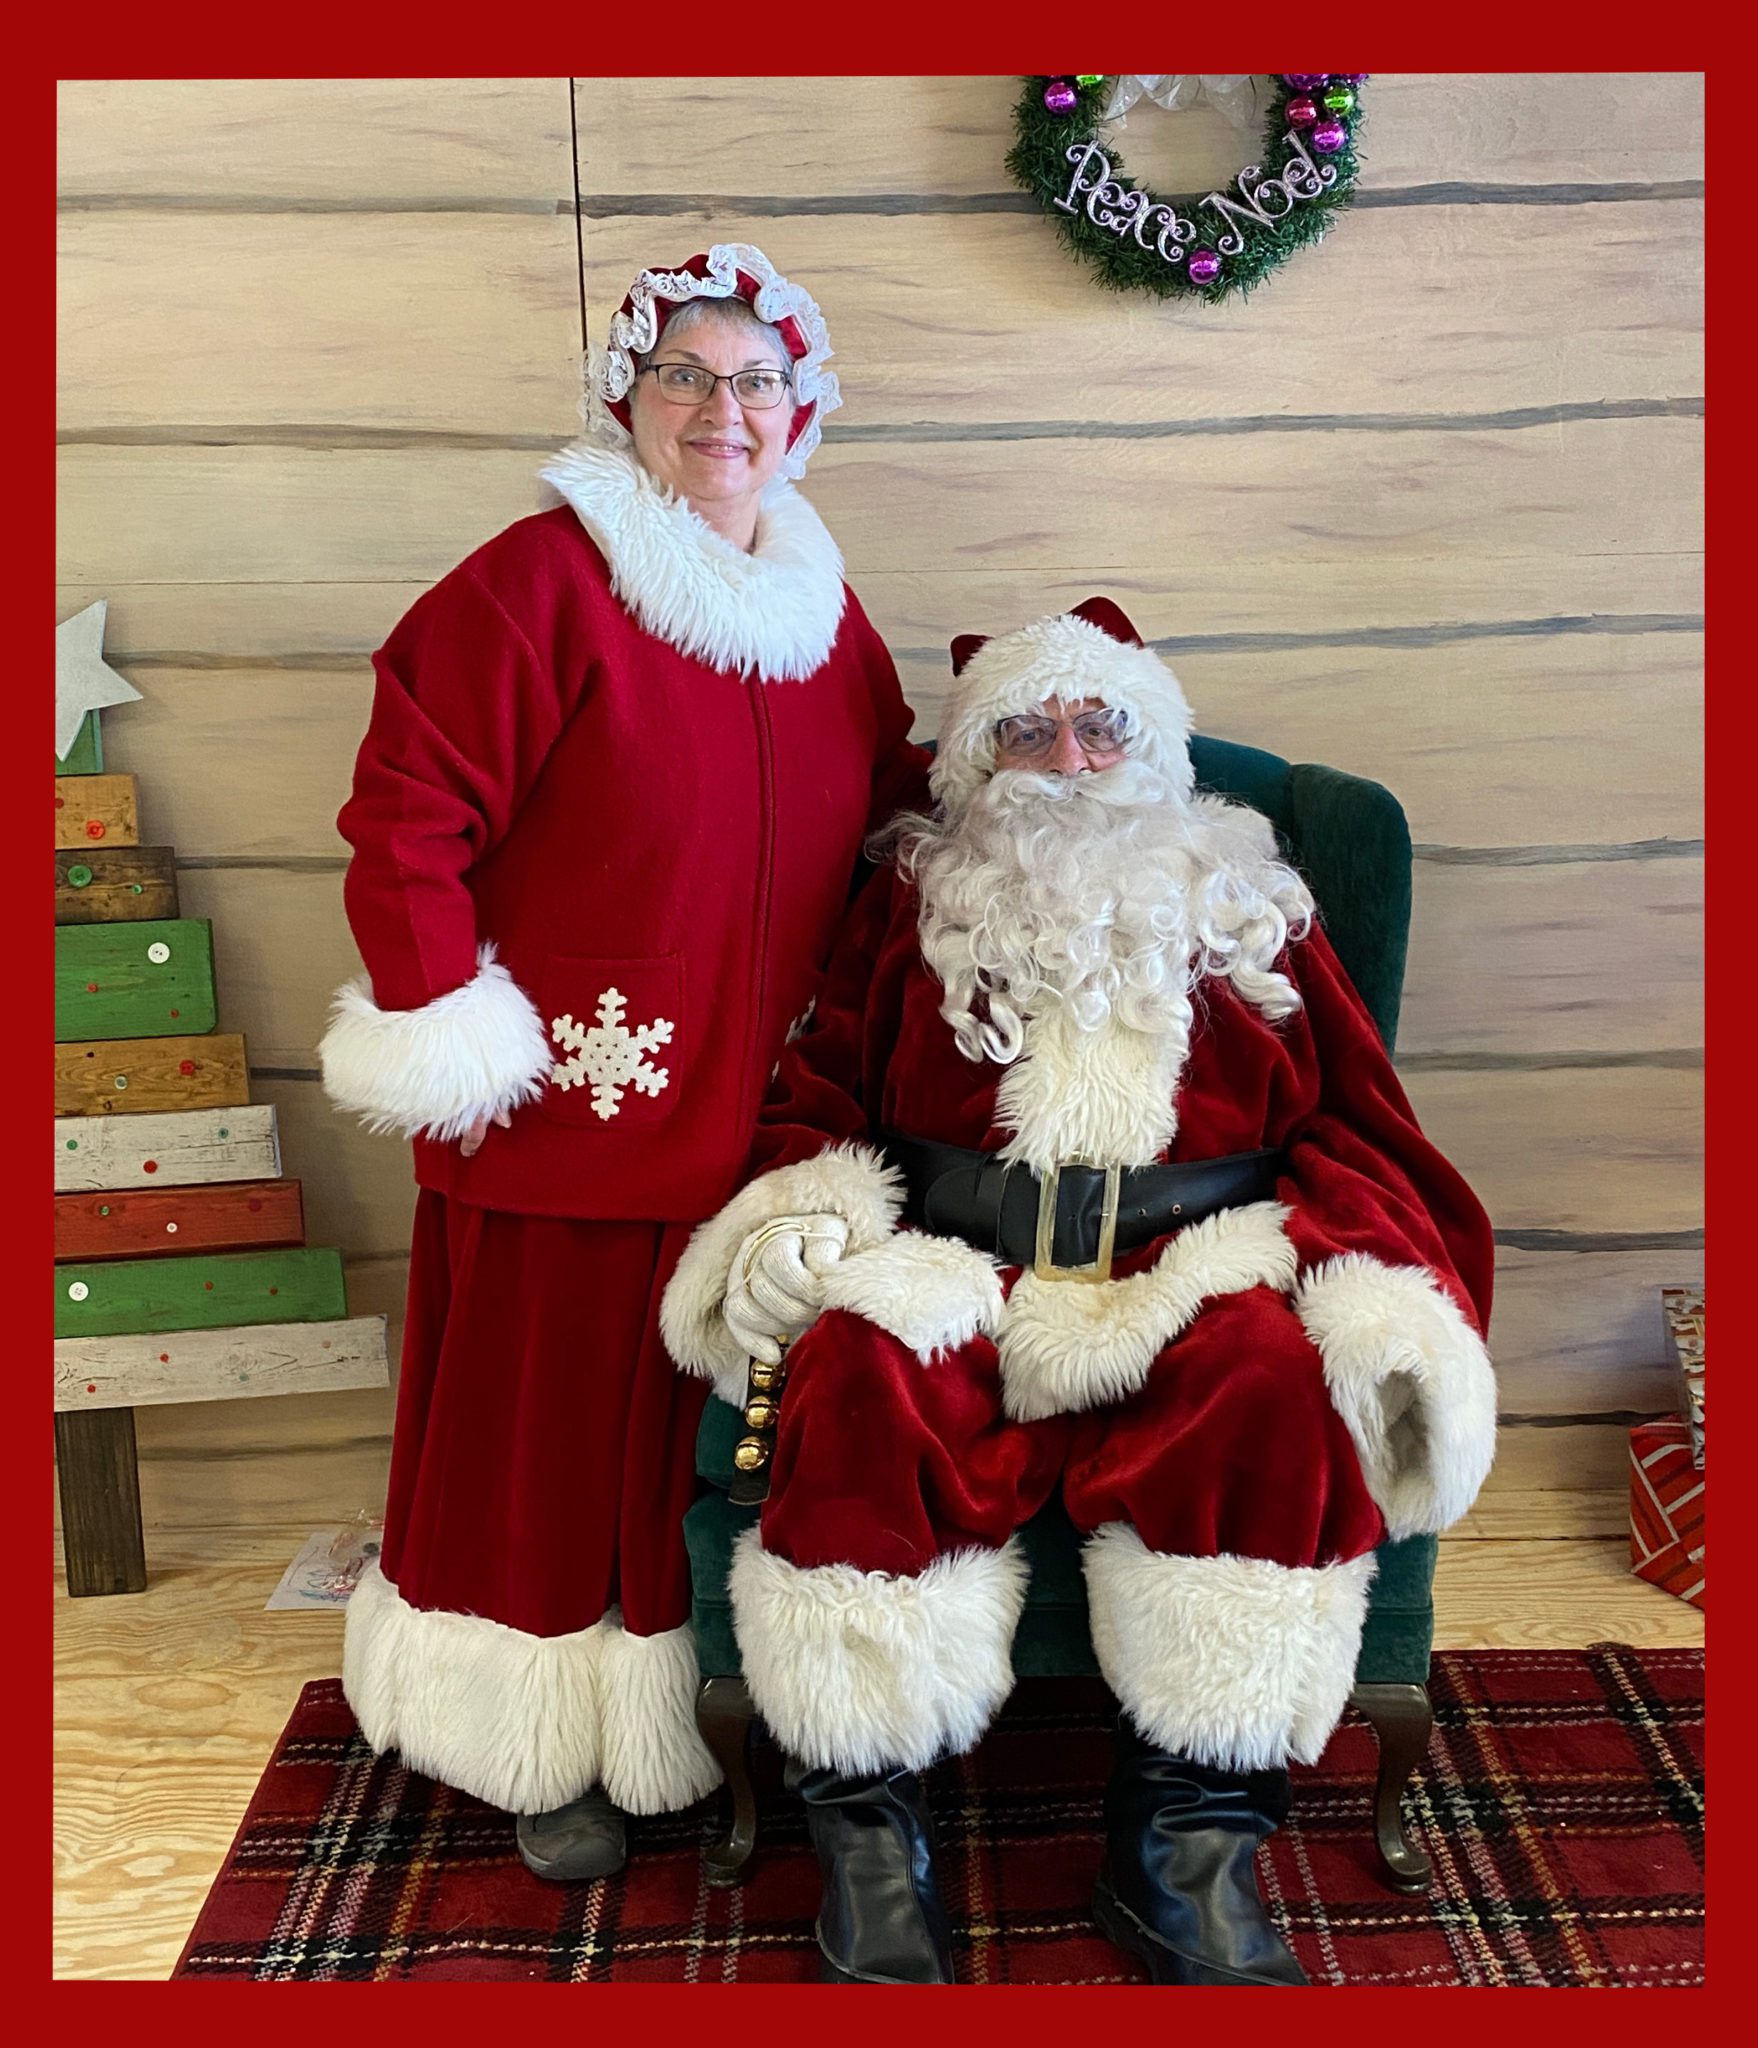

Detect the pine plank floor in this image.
[53,1410,1705,1981]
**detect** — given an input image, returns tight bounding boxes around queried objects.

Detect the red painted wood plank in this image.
[53,1178,305,1263]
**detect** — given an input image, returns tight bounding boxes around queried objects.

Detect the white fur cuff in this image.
[1294,1252,1498,1539]
[319,942,551,1145]
[1083,1525,1375,1772]
[729,1528,1029,1774]
[342,1563,720,1815]
[818,1230,1003,1362]
[999,1201,1296,1421]
[660,1143,904,1400]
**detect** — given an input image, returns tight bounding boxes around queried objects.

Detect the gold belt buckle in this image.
[1033,1158,1121,1284]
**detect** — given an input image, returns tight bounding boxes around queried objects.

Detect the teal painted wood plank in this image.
[55,1246,347,1338]
[54,919,217,1042]
[56,711,104,775]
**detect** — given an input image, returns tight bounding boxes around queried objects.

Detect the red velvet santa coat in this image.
[663,823,1499,1777]
[322,450,922,1217]
[671,850,1494,1529]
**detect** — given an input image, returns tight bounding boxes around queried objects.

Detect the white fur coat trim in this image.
[660,1143,904,1401]
[818,1230,1004,1362]
[1294,1252,1498,1539]
[996,1003,1189,1172]
[1083,1525,1375,1772]
[999,1202,1296,1421]
[319,942,552,1145]
[729,1527,1029,1774]
[539,442,846,681]
[341,1563,720,1815]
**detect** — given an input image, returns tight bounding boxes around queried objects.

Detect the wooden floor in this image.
[53,1390,1705,1981]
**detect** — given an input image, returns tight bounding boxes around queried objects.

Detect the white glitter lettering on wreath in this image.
[550,987,675,1121]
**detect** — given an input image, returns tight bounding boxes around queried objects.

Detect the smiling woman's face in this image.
[627,301,795,535]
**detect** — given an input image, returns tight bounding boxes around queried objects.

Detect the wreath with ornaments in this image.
[1007,74,1366,303]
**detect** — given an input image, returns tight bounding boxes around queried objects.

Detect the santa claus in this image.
[661,599,1497,1986]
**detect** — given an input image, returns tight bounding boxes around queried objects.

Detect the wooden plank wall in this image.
[57,75,1702,1537]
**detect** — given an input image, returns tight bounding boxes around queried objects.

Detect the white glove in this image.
[721,1213,850,1366]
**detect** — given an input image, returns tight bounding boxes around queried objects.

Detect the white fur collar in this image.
[539,442,846,681]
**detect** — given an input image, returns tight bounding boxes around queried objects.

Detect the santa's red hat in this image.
[587,243,840,481]
[931,599,1196,812]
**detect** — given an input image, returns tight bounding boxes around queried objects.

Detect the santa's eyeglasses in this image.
[993,707,1131,759]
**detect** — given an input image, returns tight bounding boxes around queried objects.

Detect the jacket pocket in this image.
[533,953,683,1131]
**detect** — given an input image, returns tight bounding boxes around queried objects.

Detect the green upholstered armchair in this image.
[685,737,1440,1894]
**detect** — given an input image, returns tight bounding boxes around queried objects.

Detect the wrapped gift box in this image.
[1659,1286,1705,1468]
[1629,1420,1705,1610]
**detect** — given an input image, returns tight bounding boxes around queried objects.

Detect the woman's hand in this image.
[722,1214,850,1365]
[459,1107,513,1158]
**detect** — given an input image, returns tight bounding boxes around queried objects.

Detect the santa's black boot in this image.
[1091,1717,1307,1985]
[785,1756,956,1983]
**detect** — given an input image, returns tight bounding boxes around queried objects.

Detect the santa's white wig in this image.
[894,601,1315,1066]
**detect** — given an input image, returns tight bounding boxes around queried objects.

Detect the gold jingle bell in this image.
[748,1359,783,1392]
[733,1437,769,1473]
[744,1396,779,1432]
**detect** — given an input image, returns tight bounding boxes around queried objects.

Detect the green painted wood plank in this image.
[54,919,217,1042]
[55,1246,347,1339]
[56,711,104,776]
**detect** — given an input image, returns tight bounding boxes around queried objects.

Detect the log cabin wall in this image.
[56,75,1702,1536]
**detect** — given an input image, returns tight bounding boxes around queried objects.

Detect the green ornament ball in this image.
[1322,84,1356,116]
[1076,75,1103,87]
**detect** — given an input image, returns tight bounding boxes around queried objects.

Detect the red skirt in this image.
[341,1191,720,1816]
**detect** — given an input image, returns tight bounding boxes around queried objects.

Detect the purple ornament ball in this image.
[1187,250,1222,285]
[1286,95,1319,126]
[1339,73,1369,84]
[1310,119,1348,154]
[1043,78,1078,114]
[1282,73,1327,90]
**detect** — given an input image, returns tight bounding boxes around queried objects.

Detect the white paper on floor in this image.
[266,1520,383,1610]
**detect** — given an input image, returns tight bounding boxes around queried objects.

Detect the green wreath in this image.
[1006,75,1364,303]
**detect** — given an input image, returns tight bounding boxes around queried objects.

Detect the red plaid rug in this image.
[174,1645,1702,1985]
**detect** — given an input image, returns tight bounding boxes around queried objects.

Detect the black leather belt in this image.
[882,1131,1283,1281]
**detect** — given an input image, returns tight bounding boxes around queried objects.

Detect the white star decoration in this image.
[57,599,142,761]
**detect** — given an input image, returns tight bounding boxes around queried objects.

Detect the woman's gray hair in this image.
[632,293,792,372]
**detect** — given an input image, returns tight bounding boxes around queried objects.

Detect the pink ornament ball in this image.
[1286,95,1319,126]
[1282,74,1327,90]
[1310,119,1348,154]
[1043,79,1078,114]
[1187,250,1222,285]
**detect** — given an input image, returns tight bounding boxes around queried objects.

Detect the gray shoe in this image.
[516,1786,628,1882]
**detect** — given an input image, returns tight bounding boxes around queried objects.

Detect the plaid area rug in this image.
[174,1645,1702,1985]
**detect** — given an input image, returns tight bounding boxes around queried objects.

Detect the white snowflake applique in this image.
[550,987,675,1122]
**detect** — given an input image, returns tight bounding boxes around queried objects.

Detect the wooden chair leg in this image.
[1350,1681,1434,1894]
[698,1675,760,1886]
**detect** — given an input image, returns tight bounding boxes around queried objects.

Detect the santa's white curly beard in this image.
[898,759,1314,1065]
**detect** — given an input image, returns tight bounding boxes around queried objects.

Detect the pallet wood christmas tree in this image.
[53,601,389,1596]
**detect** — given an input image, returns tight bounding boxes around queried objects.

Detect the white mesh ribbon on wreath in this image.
[1101,76,1265,133]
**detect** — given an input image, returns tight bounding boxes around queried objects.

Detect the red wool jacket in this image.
[324,478,926,1221]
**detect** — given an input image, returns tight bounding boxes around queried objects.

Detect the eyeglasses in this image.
[993,708,1131,759]
[636,362,794,409]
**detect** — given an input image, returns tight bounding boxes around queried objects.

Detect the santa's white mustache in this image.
[976,757,1176,820]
